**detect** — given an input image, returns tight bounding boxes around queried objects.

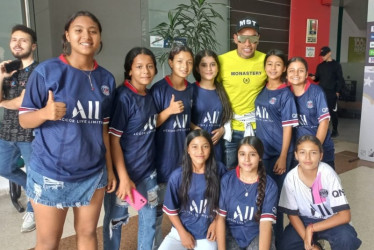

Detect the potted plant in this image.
[150,0,225,65]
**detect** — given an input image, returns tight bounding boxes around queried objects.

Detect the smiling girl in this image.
[19,11,116,249]
[151,44,195,248]
[103,47,159,250]
[254,49,298,244]
[287,57,335,169]
[159,129,226,250]
[216,136,278,250]
[278,135,361,250]
[191,50,232,163]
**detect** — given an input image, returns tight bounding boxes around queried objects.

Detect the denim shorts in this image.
[26,167,107,208]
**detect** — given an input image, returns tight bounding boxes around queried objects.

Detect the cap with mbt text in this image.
[236,17,260,33]
[320,46,331,56]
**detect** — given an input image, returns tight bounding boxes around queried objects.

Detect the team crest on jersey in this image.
[319,189,328,198]
[101,85,110,96]
[269,97,277,105]
[307,100,314,109]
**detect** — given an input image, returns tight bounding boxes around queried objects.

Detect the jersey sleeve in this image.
[150,82,167,113]
[19,70,48,114]
[260,177,278,223]
[327,170,350,213]
[109,89,129,137]
[162,169,182,216]
[281,90,299,127]
[218,173,230,217]
[102,77,116,124]
[315,88,330,123]
[278,173,299,215]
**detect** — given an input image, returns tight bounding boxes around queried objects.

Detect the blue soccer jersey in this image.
[109,81,158,184]
[19,55,115,182]
[163,162,227,240]
[191,82,224,161]
[151,76,193,183]
[218,167,278,248]
[292,82,334,162]
[255,84,299,159]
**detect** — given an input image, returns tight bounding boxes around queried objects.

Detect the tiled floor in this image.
[1,118,372,250]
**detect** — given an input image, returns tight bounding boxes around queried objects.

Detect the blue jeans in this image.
[0,139,33,212]
[263,152,294,246]
[103,171,158,250]
[224,130,245,169]
[152,182,167,250]
[279,217,361,250]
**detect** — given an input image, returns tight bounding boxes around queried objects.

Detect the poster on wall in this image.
[348,37,366,62]
[359,21,374,162]
[305,47,315,57]
[306,19,318,43]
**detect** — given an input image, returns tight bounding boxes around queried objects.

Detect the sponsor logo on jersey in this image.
[72,100,100,120]
[269,97,277,105]
[190,199,207,214]
[255,106,269,120]
[173,114,188,129]
[322,107,328,113]
[243,78,250,84]
[203,111,220,124]
[307,100,314,109]
[298,114,308,126]
[101,85,110,96]
[332,189,345,197]
[233,205,255,222]
[292,113,298,119]
[143,114,157,131]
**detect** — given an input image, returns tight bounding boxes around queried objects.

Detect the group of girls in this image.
[17,9,360,250]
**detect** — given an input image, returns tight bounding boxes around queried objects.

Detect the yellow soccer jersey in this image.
[218,50,267,131]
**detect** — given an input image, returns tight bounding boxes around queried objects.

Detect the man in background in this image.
[312,46,345,137]
[0,24,38,232]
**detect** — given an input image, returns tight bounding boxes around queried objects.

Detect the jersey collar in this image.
[59,54,98,70]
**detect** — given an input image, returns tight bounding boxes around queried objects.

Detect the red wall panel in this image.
[288,0,331,74]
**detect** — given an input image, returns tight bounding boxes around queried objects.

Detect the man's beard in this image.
[12,49,32,60]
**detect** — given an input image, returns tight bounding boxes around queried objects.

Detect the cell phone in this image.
[4,60,22,73]
[125,188,147,211]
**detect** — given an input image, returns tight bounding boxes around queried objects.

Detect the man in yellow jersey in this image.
[218,17,266,169]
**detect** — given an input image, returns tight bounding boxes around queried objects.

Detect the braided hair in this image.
[238,136,267,222]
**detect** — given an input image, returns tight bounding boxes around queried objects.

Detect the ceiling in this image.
[332,0,369,30]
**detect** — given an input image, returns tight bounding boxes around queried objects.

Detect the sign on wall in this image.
[348,37,366,62]
[306,19,318,43]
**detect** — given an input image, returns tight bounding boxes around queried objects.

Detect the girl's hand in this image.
[106,169,117,193]
[273,155,287,175]
[116,177,136,203]
[206,219,217,241]
[304,224,314,250]
[43,90,66,120]
[179,230,196,249]
[168,94,184,114]
[211,127,224,145]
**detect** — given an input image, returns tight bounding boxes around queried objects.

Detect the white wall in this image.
[330,6,367,102]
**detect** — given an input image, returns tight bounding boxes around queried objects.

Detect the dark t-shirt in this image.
[0,61,38,142]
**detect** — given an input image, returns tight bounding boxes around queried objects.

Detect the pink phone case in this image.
[125,188,147,211]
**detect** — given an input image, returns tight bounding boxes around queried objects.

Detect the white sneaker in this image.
[21,212,36,233]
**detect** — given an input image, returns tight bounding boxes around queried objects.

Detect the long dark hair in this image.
[179,129,219,218]
[193,50,233,125]
[238,136,267,222]
[264,49,288,82]
[124,47,158,80]
[62,11,103,55]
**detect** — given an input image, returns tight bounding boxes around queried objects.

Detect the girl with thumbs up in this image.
[150,44,194,248]
[18,11,116,249]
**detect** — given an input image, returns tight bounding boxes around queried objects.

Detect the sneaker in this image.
[21,212,36,233]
